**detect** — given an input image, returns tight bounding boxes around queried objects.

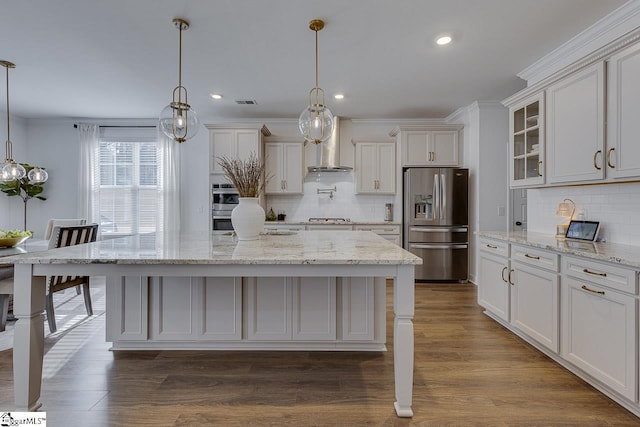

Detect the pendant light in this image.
[1,61,48,183]
[159,18,200,143]
[299,19,335,144]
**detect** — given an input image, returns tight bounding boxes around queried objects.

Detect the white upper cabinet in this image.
[607,42,640,180]
[207,124,270,174]
[545,62,605,184]
[354,141,396,194]
[508,92,545,188]
[390,126,460,167]
[264,142,304,195]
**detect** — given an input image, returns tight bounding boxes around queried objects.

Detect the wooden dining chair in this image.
[44,218,87,240]
[46,223,99,333]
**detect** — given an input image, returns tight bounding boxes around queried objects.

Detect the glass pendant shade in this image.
[299,97,334,144]
[159,99,200,143]
[1,160,26,181]
[27,166,48,183]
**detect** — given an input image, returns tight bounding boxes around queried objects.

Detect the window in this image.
[98,128,159,236]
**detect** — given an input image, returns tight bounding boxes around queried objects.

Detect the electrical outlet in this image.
[497,206,505,217]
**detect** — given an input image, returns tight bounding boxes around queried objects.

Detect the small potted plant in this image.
[0,163,47,231]
[217,152,266,240]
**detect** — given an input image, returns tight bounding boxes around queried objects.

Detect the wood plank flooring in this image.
[1,282,639,426]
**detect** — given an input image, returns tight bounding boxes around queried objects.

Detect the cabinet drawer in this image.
[478,237,509,257]
[563,256,638,294]
[354,225,401,235]
[264,224,305,232]
[512,244,558,272]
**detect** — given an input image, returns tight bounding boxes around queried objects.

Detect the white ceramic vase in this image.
[231,197,265,241]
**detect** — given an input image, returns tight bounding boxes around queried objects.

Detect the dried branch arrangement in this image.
[216,152,266,197]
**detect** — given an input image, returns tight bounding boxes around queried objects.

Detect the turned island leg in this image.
[393,265,415,417]
[13,264,46,411]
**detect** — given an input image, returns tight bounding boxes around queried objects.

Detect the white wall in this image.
[264,118,398,222]
[527,182,640,245]
[0,115,30,230]
[451,101,509,284]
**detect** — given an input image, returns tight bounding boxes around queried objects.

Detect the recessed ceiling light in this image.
[210,93,223,99]
[435,35,452,46]
[334,93,344,100]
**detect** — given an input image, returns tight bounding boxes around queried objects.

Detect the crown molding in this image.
[518,0,640,85]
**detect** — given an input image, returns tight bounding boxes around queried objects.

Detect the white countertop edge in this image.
[477,230,640,269]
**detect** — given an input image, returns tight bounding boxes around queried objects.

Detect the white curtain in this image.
[77,124,100,225]
[157,131,181,233]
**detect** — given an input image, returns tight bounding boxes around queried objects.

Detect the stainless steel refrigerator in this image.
[403,168,468,282]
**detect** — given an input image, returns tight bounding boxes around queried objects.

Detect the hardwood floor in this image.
[1,281,639,426]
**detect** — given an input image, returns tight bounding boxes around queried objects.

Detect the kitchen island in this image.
[5,230,421,417]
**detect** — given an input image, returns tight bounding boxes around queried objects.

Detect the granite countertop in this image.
[477,230,640,269]
[265,220,401,226]
[2,231,421,266]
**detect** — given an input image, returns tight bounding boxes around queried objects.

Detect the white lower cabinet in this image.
[105,276,149,342]
[246,277,292,340]
[339,277,375,341]
[107,273,382,349]
[562,276,637,401]
[477,243,510,322]
[354,224,401,246]
[246,276,336,341]
[150,276,243,341]
[292,277,337,341]
[510,261,559,352]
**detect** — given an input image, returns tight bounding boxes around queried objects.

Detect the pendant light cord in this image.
[4,64,11,161]
[178,22,183,104]
[314,27,319,108]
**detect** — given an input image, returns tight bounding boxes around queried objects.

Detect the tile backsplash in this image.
[265,172,396,222]
[527,182,640,245]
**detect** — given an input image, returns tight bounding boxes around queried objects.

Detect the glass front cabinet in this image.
[509,93,544,188]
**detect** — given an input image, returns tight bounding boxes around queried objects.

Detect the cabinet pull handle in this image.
[524,253,540,260]
[593,150,602,170]
[581,284,605,295]
[537,161,542,177]
[583,268,607,277]
[432,151,435,161]
[501,266,507,283]
[607,147,615,169]
[486,244,498,249]
[508,269,514,285]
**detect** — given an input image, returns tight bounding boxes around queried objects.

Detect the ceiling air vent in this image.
[235,99,258,105]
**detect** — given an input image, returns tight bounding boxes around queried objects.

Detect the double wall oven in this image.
[212,183,239,230]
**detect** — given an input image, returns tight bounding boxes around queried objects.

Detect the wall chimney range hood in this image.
[307,117,352,173]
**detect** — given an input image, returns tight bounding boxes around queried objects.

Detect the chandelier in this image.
[1,60,48,183]
[298,19,334,144]
[159,18,200,143]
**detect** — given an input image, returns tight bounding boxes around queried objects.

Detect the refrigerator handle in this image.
[440,173,446,220]
[433,173,439,221]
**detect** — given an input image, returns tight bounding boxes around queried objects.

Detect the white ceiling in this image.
[0,0,627,121]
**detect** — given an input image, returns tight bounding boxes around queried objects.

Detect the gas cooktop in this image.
[308,217,352,223]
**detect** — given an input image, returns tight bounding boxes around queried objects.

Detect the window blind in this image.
[98,127,160,236]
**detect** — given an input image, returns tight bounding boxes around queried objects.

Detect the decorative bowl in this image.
[0,236,30,248]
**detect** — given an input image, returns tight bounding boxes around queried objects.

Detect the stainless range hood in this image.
[307,117,353,172]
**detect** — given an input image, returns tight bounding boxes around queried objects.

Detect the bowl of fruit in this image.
[0,229,32,248]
